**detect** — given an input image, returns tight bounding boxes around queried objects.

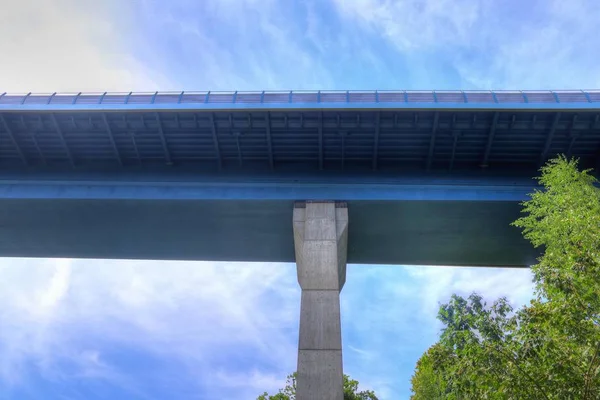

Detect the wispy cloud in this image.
[131,0,337,90]
[332,0,481,50]
[0,258,534,399]
[0,258,299,399]
[331,0,600,89]
[3,0,599,93]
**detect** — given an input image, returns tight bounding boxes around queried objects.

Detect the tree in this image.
[257,372,378,400]
[411,156,600,399]
[410,344,447,399]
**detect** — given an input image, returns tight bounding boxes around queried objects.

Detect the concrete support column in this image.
[293,201,348,400]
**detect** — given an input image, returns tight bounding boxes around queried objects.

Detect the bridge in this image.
[1,89,599,398]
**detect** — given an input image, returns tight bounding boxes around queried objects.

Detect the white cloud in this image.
[0,258,299,398]
[211,368,287,393]
[332,0,481,51]
[0,257,535,399]
[136,0,336,90]
[331,0,600,89]
[0,0,172,92]
[406,265,534,317]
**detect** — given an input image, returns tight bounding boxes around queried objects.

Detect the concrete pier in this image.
[293,201,348,400]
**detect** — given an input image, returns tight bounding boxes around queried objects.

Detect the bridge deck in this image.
[0,90,598,266]
[1,90,599,173]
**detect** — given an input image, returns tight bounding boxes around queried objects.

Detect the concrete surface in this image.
[0,198,537,266]
[294,202,347,400]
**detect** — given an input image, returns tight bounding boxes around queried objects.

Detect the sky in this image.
[0,0,599,398]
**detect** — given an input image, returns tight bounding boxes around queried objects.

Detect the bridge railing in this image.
[0,90,598,106]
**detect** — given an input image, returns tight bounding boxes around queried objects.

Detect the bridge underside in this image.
[1,105,599,174]
[1,93,599,266]
[0,196,536,267]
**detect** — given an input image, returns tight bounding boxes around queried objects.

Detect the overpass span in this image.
[2,89,600,398]
[1,90,599,266]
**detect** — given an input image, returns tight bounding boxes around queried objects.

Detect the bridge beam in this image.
[293,201,348,400]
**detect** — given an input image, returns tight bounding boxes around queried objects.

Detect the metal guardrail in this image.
[0,90,598,106]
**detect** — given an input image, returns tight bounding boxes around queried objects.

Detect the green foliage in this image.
[257,373,296,400]
[411,156,600,400]
[513,156,600,314]
[410,344,447,399]
[257,372,378,400]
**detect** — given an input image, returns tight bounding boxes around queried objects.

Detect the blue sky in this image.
[0,0,599,398]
